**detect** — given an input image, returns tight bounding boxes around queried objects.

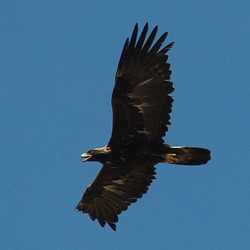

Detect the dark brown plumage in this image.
[76,23,211,231]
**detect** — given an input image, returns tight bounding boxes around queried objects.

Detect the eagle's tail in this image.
[163,146,211,165]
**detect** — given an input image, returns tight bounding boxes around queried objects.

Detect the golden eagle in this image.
[76,23,211,231]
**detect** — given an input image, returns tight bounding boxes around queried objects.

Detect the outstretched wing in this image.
[76,163,156,231]
[109,23,174,146]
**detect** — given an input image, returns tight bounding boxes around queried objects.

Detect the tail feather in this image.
[164,146,211,165]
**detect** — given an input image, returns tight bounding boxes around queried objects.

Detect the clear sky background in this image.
[1,1,249,249]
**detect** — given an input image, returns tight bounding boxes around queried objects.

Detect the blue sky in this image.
[1,1,249,249]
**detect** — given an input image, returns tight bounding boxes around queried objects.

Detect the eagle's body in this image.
[76,23,211,231]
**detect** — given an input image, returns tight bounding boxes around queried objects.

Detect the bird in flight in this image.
[76,23,211,231]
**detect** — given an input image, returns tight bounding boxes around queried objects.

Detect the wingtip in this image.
[133,23,139,31]
[98,219,117,231]
[144,22,149,29]
[168,41,175,48]
[108,222,117,231]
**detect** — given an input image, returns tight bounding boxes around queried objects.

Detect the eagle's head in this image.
[81,146,111,163]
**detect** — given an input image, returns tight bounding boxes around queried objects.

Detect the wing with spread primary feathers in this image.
[109,23,174,146]
[76,163,156,231]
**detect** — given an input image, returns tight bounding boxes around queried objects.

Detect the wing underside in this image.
[109,23,174,146]
[76,163,156,231]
